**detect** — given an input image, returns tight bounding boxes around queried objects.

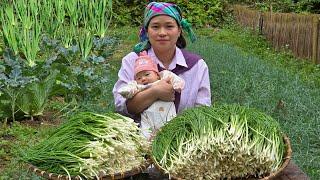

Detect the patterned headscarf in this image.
[133,2,196,53]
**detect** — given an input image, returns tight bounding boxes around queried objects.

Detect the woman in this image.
[113,2,211,120]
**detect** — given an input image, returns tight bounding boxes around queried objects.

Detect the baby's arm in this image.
[160,70,185,92]
[118,81,150,99]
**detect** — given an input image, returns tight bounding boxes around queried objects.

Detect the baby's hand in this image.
[118,81,139,98]
[160,70,185,92]
[173,81,185,93]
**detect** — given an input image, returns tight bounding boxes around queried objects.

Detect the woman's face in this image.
[147,15,181,53]
[135,70,159,85]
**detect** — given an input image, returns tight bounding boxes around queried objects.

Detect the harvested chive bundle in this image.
[152,104,285,179]
[21,112,149,179]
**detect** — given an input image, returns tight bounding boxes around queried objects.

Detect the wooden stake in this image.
[312,16,319,64]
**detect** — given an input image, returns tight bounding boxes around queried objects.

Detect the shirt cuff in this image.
[195,97,212,107]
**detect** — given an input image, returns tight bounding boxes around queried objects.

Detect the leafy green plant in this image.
[40,0,55,36]
[80,0,113,38]
[17,71,58,121]
[294,0,320,14]
[0,5,19,55]
[0,49,38,121]
[54,0,65,23]
[65,0,79,27]
[77,29,93,61]
[6,0,43,67]
[0,0,113,67]
[178,0,226,27]
[39,35,118,104]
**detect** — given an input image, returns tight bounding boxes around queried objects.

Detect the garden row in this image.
[0,0,120,122]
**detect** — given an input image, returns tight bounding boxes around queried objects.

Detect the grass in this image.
[0,121,57,179]
[198,26,320,87]
[0,25,319,179]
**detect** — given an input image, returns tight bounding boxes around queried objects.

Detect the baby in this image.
[118,52,185,139]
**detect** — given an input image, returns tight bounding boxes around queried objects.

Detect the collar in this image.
[148,47,188,71]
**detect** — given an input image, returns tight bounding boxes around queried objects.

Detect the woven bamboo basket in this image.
[28,157,152,180]
[151,135,292,180]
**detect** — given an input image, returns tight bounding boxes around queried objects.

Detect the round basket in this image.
[28,157,152,180]
[151,135,292,180]
[260,135,292,180]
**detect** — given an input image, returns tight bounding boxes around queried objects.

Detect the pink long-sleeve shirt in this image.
[112,47,211,117]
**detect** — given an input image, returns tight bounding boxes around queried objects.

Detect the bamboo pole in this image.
[312,16,319,64]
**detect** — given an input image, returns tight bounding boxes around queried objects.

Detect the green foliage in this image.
[177,0,226,27]
[41,35,119,103]
[17,71,58,120]
[112,0,227,27]
[0,33,119,121]
[294,0,320,14]
[0,0,113,67]
[0,23,319,178]
[0,121,58,178]
[0,99,11,119]
[0,49,38,121]
[111,0,145,27]
[229,0,320,14]
[210,25,320,87]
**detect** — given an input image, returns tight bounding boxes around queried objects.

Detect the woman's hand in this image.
[126,77,174,114]
[151,77,175,101]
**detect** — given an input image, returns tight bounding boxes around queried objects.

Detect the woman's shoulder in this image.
[179,49,208,70]
[121,51,139,65]
[179,48,202,61]
[123,51,139,60]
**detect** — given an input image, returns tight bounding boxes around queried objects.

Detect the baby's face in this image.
[135,70,159,85]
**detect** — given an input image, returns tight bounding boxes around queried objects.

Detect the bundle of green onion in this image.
[21,112,149,179]
[152,104,285,179]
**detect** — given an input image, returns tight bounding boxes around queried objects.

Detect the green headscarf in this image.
[133,2,196,53]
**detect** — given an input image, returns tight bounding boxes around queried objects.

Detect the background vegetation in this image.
[112,0,228,27]
[111,0,320,27]
[228,0,320,13]
[0,0,319,179]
